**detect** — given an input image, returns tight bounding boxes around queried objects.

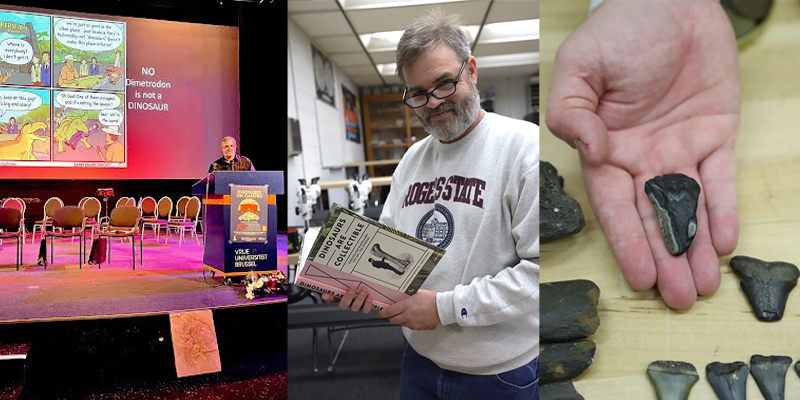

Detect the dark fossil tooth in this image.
[540,381,585,400]
[730,256,799,322]
[706,361,749,400]
[540,161,585,242]
[750,355,792,400]
[644,174,700,256]
[541,279,600,343]
[646,361,699,400]
[540,340,595,384]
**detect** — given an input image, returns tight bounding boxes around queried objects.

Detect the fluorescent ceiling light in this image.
[475,52,539,68]
[375,52,538,76]
[360,20,537,53]
[478,19,538,44]
[361,26,474,52]
[339,0,465,11]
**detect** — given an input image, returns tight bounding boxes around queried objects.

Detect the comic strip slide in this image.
[0,10,52,87]
[0,87,50,162]
[53,17,125,92]
[52,90,124,165]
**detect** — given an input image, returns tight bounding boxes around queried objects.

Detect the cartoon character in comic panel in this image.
[0,88,50,160]
[0,11,52,87]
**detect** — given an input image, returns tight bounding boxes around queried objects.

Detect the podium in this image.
[192,171,284,277]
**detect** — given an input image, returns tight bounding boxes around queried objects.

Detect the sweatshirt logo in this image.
[461,308,468,319]
[416,203,454,249]
[402,175,486,209]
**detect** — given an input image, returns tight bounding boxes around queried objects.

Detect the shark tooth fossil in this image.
[646,361,699,400]
[750,355,792,400]
[540,161,585,242]
[644,174,700,256]
[540,340,596,384]
[706,361,749,400]
[730,256,800,322]
[541,280,600,343]
[540,381,585,400]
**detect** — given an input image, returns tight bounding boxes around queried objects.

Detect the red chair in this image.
[98,206,143,269]
[0,208,24,270]
[166,196,202,247]
[143,196,172,241]
[32,197,63,244]
[80,197,102,241]
[44,206,86,269]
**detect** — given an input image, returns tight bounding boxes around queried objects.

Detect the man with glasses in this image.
[323,8,539,399]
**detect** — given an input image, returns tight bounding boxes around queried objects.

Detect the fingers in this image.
[583,164,656,291]
[685,188,721,297]
[633,173,696,309]
[546,32,609,167]
[334,287,373,313]
[699,146,739,255]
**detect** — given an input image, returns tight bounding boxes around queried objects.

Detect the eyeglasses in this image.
[402,60,467,109]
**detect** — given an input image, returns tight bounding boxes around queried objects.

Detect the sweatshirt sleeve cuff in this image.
[436,291,457,326]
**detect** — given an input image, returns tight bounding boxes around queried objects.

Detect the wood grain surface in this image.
[540,1,800,398]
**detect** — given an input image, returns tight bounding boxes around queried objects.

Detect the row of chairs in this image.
[32,195,202,246]
[0,199,143,270]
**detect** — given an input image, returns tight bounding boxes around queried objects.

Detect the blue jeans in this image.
[399,345,539,400]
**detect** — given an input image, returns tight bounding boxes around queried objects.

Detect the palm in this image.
[547,0,740,309]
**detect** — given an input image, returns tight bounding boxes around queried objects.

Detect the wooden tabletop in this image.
[541,1,800,398]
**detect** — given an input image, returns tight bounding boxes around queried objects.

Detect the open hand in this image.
[546,0,740,309]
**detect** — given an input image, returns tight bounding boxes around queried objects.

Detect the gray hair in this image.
[396,8,471,85]
[222,136,236,144]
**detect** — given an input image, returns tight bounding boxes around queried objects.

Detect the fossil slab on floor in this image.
[644,174,700,256]
[540,381,585,400]
[541,279,600,343]
[730,256,799,322]
[540,340,596,384]
[540,161,585,242]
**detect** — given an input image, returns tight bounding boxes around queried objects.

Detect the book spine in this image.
[293,277,389,311]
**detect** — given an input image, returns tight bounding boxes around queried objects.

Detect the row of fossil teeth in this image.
[540,280,601,400]
[647,356,794,400]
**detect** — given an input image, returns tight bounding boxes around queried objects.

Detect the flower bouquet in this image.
[244,271,288,299]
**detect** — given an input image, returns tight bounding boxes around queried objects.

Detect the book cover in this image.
[294,203,445,310]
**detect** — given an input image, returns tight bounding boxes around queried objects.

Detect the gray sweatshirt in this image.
[380,112,540,375]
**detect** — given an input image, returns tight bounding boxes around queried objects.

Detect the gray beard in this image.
[416,80,481,142]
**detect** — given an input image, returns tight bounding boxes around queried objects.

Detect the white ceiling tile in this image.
[346,1,491,35]
[369,51,396,64]
[290,11,353,37]
[313,35,364,54]
[476,63,538,79]
[288,0,341,14]
[351,75,387,87]
[342,64,380,76]
[487,0,538,23]
[329,52,372,67]
[473,40,538,57]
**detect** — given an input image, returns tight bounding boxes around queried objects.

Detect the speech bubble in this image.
[54,18,123,52]
[0,91,43,114]
[56,91,121,110]
[99,109,123,126]
[0,39,33,65]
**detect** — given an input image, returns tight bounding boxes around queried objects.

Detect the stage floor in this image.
[0,233,287,323]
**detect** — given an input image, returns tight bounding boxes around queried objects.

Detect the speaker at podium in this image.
[192,171,284,277]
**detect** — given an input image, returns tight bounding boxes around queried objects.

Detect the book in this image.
[294,203,446,311]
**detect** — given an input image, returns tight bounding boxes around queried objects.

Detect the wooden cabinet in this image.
[362,93,428,178]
